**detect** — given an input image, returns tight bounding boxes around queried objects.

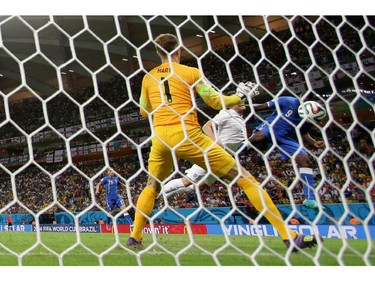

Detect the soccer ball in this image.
[298,101,327,123]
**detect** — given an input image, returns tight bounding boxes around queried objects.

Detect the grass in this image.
[0,232,374,266]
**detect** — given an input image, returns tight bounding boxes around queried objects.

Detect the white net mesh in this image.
[0,15,374,266]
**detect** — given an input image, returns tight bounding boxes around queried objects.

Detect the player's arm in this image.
[202,119,221,146]
[301,132,325,149]
[196,79,242,110]
[139,77,153,118]
[202,119,215,139]
[118,179,127,188]
[252,103,269,111]
[95,181,102,195]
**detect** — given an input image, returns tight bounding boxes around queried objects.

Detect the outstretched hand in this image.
[236,81,260,100]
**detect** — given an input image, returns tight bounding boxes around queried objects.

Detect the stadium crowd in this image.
[2,17,372,138]
[0,16,374,217]
[1,123,373,216]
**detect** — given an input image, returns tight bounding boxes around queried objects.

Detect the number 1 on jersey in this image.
[161,77,172,103]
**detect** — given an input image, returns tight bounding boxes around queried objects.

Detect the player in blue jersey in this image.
[95,168,134,226]
[249,96,326,210]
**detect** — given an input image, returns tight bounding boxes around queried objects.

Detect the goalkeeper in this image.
[126,33,321,253]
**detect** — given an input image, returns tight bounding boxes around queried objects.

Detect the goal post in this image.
[0,15,374,266]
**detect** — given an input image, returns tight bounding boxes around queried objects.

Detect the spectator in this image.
[7,214,13,231]
[349,217,361,225]
[290,217,300,225]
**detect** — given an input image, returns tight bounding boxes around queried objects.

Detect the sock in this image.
[166,185,195,197]
[300,168,316,200]
[237,176,296,240]
[124,212,134,225]
[131,186,158,241]
[164,178,185,194]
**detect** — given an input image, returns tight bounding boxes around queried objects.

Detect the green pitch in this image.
[0,232,373,266]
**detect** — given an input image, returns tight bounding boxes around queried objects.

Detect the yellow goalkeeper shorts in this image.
[147,124,236,181]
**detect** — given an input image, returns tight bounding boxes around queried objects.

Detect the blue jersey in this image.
[254,96,312,160]
[100,176,124,212]
[100,176,120,197]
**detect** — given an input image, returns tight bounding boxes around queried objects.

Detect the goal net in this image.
[0,15,374,267]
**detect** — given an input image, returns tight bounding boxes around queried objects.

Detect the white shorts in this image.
[185,164,218,186]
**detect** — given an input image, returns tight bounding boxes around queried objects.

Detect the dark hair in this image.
[223,91,236,96]
[154,33,179,58]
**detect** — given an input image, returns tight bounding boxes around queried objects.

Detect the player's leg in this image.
[127,126,175,249]
[295,154,319,209]
[129,168,172,246]
[163,176,193,196]
[226,163,320,251]
[248,126,272,153]
[226,165,297,240]
[279,138,319,210]
[163,164,206,197]
[166,125,225,186]
[106,197,115,224]
[181,128,298,242]
[177,127,319,250]
[123,212,134,225]
[118,198,134,226]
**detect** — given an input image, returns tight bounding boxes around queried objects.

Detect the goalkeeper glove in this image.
[236,81,260,101]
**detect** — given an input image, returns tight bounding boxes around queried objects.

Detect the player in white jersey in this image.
[162,98,248,197]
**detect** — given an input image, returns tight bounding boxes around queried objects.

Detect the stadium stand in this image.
[0,16,373,224]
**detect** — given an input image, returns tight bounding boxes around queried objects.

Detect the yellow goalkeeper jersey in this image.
[139,61,242,127]
[140,62,201,127]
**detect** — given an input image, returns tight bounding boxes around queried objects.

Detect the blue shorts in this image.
[254,123,307,160]
[106,195,124,212]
